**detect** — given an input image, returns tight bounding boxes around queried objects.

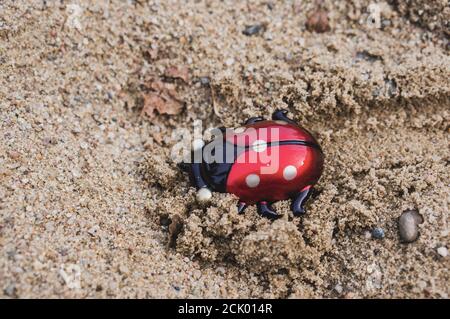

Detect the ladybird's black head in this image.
[179,127,245,193]
[199,140,239,192]
[177,141,233,192]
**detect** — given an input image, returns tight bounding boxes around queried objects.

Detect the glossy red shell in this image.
[224,121,324,204]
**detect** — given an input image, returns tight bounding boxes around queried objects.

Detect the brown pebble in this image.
[306,9,330,33]
[8,151,21,160]
[399,210,423,243]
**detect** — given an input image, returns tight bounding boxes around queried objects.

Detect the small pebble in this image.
[216,267,225,274]
[196,187,212,202]
[80,141,89,150]
[371,228,385,239]
[306,9,330,33]
[225,58,234,66]
[88,225,100,237]
[199,76,210,86]
[4,284,17,297]
[385,79,397,97]
[399,210,423,243]
[72,126,82,134]
[119,265,130,275]
[381,19,391,28]
[43,137,57,145]
[334,284,343,294]
[45,222,55,232]
[108,281,118,291]
[8,151,21,160]
[417,281,427,290]
[355,50,382,62]
[242,24,263,36]
[437,247,448,257]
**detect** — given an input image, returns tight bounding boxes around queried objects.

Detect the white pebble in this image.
[225,58,235,66]
[196,188,212,202]
[80,142,88,150]
[398,210,423,243]
[334,284,343,294]
[437,246,448,257]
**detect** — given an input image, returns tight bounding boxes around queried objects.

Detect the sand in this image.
[0,0,449,298]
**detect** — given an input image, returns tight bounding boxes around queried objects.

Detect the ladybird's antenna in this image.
[245,116,265,125]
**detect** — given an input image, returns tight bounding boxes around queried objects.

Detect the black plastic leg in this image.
[237,202,247,214]
[272,109,297,125]
[257,201,281,220]
[291,187,313,216]
[190,163,208,189]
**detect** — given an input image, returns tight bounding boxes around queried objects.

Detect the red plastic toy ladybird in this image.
[181,109,324,219]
